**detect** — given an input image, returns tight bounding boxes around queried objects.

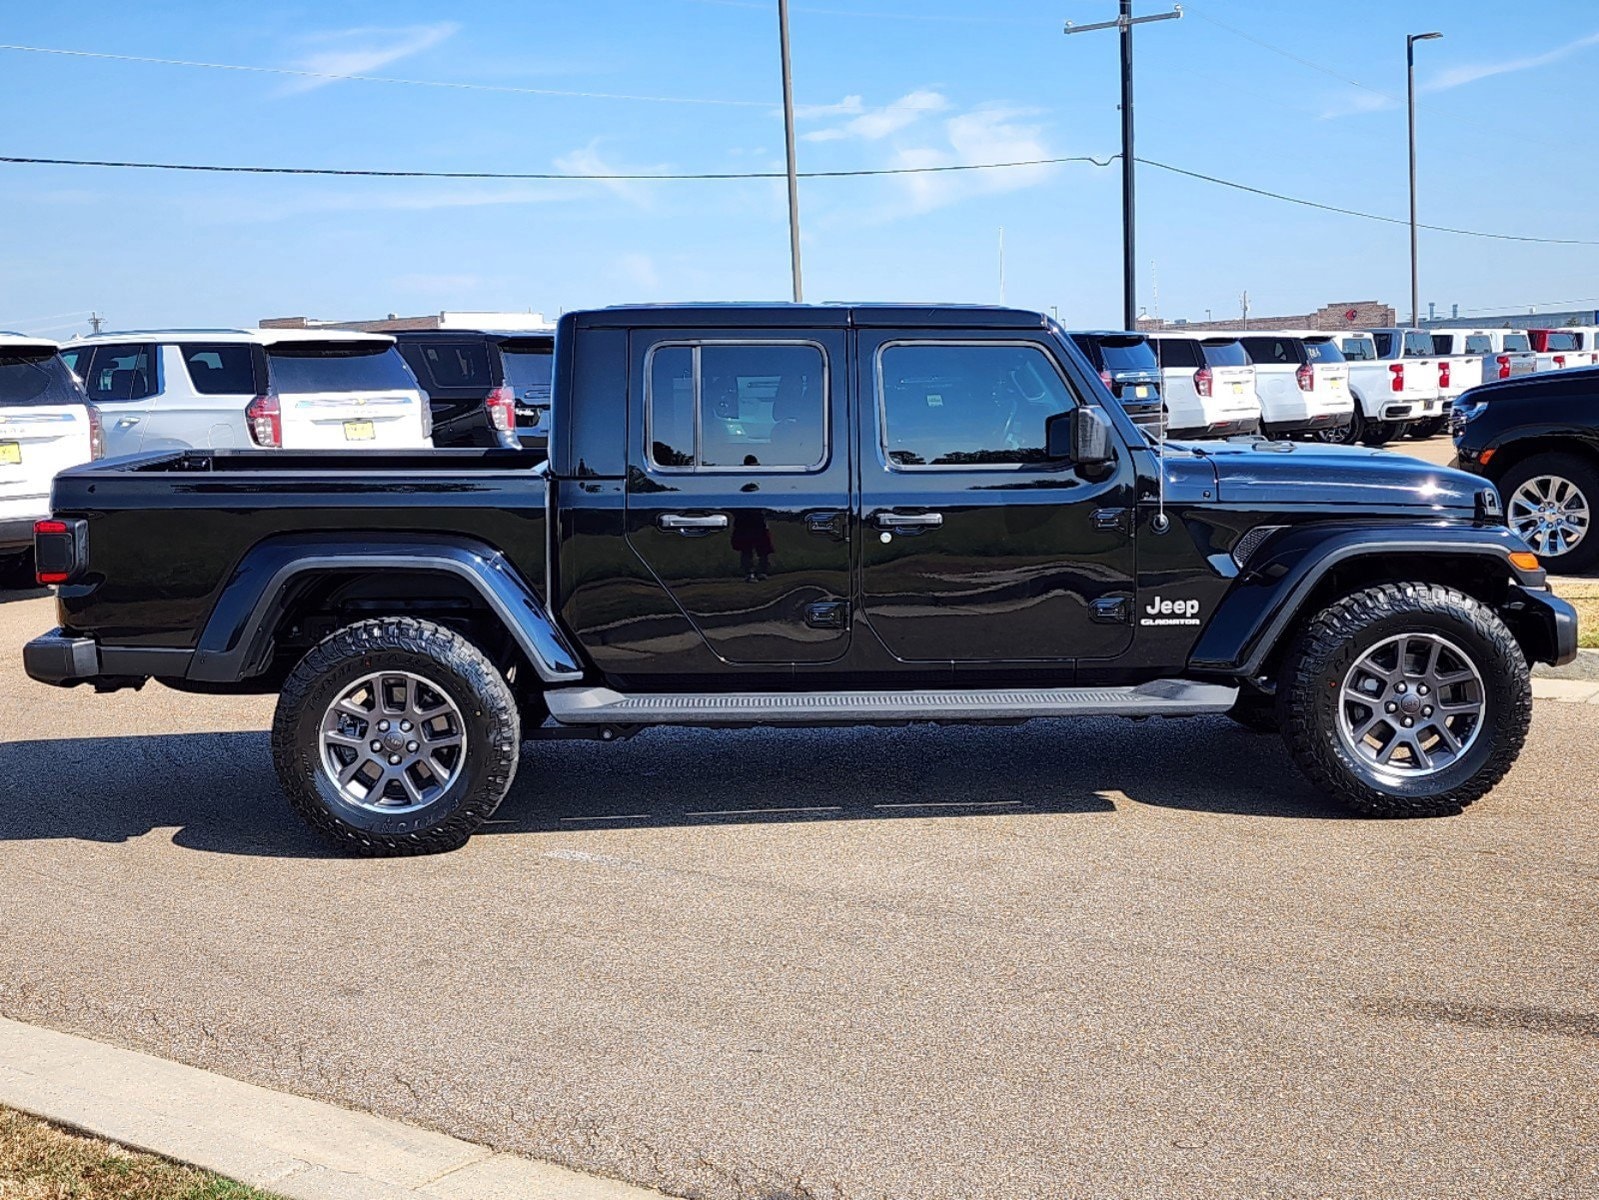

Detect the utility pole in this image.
[88,312,104,335]
[777,0,804,303]
[1064,2,1182,331]
[1240,290,1249,330]
[1407,31,1443,329]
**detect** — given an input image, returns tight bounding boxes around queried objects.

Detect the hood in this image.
[1161,438,1482,511]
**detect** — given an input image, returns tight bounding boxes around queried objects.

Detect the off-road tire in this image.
[272,617,521,855]
[1280,583,1531,817]
[1496,452,1599,574]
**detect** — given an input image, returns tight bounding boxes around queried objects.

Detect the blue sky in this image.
[1,0,1595,335]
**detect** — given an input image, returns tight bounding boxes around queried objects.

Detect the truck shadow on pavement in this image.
[0,585,50,605]
[0,717,1354,858]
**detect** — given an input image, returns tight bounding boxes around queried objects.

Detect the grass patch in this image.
[1552,579,1599,650]
[0,1106,279,1200]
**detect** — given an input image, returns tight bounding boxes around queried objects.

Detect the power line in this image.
[0,43,772,108]
[1136,157,1599,246]
[3,149,1595,247]
[0,152,1112,181]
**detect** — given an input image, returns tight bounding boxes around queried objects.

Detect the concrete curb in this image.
[1532,676,1599,704]
[0,1016,668,1200]
[1532,647,1599,683]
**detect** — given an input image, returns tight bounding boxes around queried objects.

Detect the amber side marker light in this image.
[1509,551,1541,573]
[1479,447,1497,466]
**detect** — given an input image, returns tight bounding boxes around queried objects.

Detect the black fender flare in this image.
[186,532,584,684]
[1188,521,1563,676]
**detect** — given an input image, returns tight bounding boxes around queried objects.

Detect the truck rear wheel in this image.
[1498,453,1599,573]
[1279,583,1530,817]
[272,617,521,856]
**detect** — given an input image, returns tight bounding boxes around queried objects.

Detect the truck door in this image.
[624,329,852,664]
[856,330,1137,663]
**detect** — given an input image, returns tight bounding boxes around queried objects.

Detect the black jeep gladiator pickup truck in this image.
[23,304,1578,855]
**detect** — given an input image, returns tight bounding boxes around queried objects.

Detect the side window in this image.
[646,342,827,471]
[81,344,156,402]
[58,347,87,377]
[878,342,1075,468]
[1154,339,1199,369]
[179,343,259,395]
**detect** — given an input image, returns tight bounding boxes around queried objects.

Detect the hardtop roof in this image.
[65,327,397,348]
[565,303,1052,330]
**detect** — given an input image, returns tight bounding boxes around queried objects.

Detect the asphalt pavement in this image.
[1,573,1596,1200]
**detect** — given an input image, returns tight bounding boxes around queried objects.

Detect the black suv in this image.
[394,329,554,450]
[1067,332,1163,435]
[1453,367,1599,573]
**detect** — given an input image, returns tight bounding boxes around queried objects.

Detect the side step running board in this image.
[545,680,1239,726]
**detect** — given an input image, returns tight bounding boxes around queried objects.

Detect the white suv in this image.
[1230,331,1354,439]
[1147,332,1261,438]
[0,335,101,583]
[59,329,432,456]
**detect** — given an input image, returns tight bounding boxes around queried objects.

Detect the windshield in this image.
[500,342,554,403]
[1340,337,1377,361]
[1403,332,1435,357]
[0,350,87,407]
[1096,337,1158,374]
[1200,339,1248,367]
[267,343,417,394]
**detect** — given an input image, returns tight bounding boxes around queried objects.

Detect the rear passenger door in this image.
[139,343,262,451]
[624,329,853,665]
[65,343,158,456]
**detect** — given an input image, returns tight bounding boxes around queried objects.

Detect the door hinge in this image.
[1090,595,1131,625]
[1092,507,1129,532]
[804,600,849,630]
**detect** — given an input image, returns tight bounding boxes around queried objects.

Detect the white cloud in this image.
[279,23,460,94]
[616,253,661,291]
[1425,30,1599,91]
[553,142,667,209]
[1318,90,1396,120]
[888,105,1056,216]
[801,90,949,142]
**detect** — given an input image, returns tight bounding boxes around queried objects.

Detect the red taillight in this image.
[1296,362,1314,392]
[485,385,515,434]
[1389,362,1405,392]
[246,392,282,448]
[1194,365,1213,398]
[1554,355,1566,369]
[33,519,71,585]
[1439,361,1451,389]
[86,404,106,460]
[1496,354,1512,380]
[1098,368,1114,390]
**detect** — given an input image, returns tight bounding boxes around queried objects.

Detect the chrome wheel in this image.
[1508,474,1590,559]
[319,670,466,814]
[1337,633,1485,784]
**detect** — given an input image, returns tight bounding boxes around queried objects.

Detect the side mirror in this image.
[1047,407,1116,468]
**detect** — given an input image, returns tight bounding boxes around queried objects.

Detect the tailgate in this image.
[281,391,428,449]
[0,405,91,514]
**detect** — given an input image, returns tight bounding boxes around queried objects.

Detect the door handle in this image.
[874,510,943,531]
[659,513,729,534]
[116,417,141,429]
[805,510,848,540]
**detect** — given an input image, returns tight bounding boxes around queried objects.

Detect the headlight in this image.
[1451,397,1488,436]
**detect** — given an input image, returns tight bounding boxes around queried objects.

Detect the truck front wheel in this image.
[272,617,522,856]
[1280,583,1531,817]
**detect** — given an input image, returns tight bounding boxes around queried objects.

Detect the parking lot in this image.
[2,566,1595,1199]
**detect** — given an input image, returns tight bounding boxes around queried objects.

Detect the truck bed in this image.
[49,449,551,652]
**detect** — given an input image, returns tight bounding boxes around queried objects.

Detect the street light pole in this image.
[1407,31,1442,328]
[1064,2,1181,331]
[778,0,804,303]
